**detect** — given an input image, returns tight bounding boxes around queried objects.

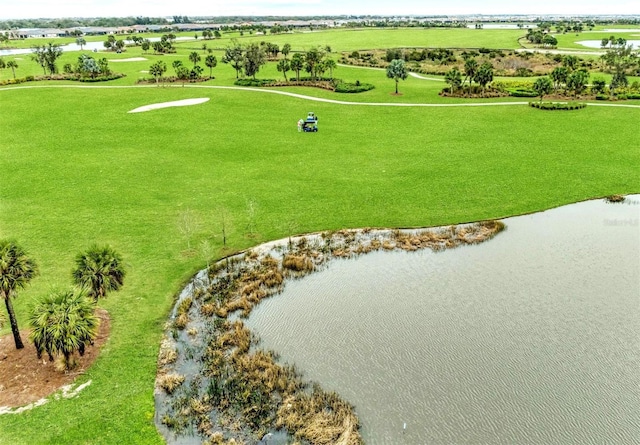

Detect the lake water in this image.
[0,36,193,57]
[245,197,640,444]
[577,39,640,49]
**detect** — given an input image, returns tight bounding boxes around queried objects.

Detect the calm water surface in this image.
[246,197,640,445]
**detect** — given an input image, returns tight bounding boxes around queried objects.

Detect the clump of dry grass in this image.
[158,373,185,394]
[277,385,363,445]
[174,297,193,329]
[282,254,314,273]
[606,194,625,203]
[158,337,178,368]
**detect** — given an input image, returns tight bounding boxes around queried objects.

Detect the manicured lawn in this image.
[0,28,639,445]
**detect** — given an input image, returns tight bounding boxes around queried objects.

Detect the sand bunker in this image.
[109,57,147,62]
[128,98,210,113]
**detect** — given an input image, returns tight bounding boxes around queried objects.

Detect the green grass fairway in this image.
[0,32,639,445]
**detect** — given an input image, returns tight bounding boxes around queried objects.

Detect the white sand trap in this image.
[129,98,210,113]
[109,57,148,62]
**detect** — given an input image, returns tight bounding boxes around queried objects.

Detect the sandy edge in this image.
[128,97,210,113]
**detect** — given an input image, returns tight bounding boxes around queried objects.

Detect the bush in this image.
[234,78,276,87]
[595,94,609,100]
[529,101,587,110]
[627,93,640,100]
[334,81,374,93]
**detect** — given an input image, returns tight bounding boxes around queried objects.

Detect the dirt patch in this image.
[0,308,110,408]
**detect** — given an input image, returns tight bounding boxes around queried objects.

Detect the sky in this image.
[1,0,639,21]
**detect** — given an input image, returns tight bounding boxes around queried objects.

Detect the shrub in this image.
[627,93,640,100]
[529,101,587,110]
[334,81,374,93]
[595,94,609,100]
[508,88,538,97]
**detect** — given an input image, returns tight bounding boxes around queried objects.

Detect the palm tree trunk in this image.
[395,80,398,94]
[4,297,24,349]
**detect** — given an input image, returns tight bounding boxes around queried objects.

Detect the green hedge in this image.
[334,82,375,93]
[234,78,277,87]
[508,88,538,97]
[529,101,587,110]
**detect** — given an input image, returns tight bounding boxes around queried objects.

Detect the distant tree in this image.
[141,39,150,53]
[29,289,99,371]
[114,39,125,52]
[72,245,125,301]
[562,55,579,71]
[76,37,86,50]
[0,58,4,71]
[290,53,304,81]
[243,42,266,79]
[277,59,290,81]
[201,43,207,52]
[152,41,163,54]
[304,47,324,81]
[542,34,557,47]
[149,60,167,84]
[533,76,553,101]
[6,60,18,78]
[214,30,221,39]
[567,69,590,96]
[172,59,183,76]
[204,54,217,78]
[473,62,494,93]
[324,58,337,79]
[386,58,408,94]
[31,42,63,75]
[0,240,38,350]
[176,65,190,86]
[600,37,610,49]
[444,67,462,93]
[463,57,478,86]
[282,43,291,59]
[78,55,100,78]
[189,65,203,81]
[189,51,201,67]
[222,39,244,78]
[550,66,569,93]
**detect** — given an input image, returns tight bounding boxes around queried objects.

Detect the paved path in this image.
[3,83,640,109]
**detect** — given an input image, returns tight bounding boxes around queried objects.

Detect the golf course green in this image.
[0,25,638,444]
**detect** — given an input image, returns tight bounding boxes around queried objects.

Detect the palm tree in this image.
[0,240,38,349]
[324,58,337,79]
[463,57,478,87]
[444,67,462,94]
[6,60,17,79]
[290,53,304,81]
[29,289,99,370]
[205,55,217,78]
[76,37,86,50]
[386,59,408,94]
[72,245,125,301]
[189,51,201,67]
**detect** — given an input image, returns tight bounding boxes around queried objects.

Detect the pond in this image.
[244,196,640,444]
[577,39,640,49]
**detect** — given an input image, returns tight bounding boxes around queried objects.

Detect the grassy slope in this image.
[0,30,639,445]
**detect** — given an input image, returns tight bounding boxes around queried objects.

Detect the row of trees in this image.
[0,241,125,370]
[443,57,495,94]
[148,51,218,84]
[62,54,112,79]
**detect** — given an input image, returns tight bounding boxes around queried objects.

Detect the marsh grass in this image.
[158,373,185,394]
[157,221,506,444]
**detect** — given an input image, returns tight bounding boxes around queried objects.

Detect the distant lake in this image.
[577,39,640,49]
[0,36,193,57]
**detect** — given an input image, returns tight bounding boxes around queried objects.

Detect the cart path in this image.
[2,84,640,109]
[338,63,445,81]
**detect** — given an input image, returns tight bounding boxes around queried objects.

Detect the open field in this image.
[1,26,639,444]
